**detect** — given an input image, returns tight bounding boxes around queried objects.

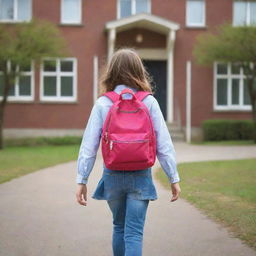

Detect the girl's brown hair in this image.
[99,48,154,96]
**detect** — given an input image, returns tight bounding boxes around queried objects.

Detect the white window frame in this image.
[233,1,256,26]
[117,0,151,19]
[60,0,82,24]
[40,57,77,103]
[0,60,34,102]
[0,0,32,23]
[186,0,206,27]
[213,62,252,111]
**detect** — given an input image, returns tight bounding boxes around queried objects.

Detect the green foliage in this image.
[193,23,256,65]
[0,17,70,71]
[193,23,256,144]
[202,119,254,141]
[3,136,83,147]
[191,140,255,145]
[0,18,71,150]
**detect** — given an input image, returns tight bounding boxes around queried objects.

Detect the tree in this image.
[193,23,256,142]
[0,18,70,149]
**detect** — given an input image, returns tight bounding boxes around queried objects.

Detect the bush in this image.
[3,136,83,147]
[202,119,254,141]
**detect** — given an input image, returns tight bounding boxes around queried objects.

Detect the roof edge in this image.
[105,13,180,32]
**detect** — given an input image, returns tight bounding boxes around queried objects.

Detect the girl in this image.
[76,48,181,256]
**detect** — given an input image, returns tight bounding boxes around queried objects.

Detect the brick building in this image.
[0,0,253,141]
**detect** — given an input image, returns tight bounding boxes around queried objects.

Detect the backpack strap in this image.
[103,91,120,103]
[135,91,152,101]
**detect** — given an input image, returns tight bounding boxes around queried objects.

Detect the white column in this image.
[108,28,116,63]
[186,61,192,143]
[93,55,99,103]
[167,30,175,123]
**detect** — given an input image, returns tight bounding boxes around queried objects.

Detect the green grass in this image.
[0,145,80,184]
[155,158,256,250]
[191,140,255,145]
[3,136,82,147]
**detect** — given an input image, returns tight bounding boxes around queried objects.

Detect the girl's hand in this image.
[76,184,87,206]
[170,182,181,202]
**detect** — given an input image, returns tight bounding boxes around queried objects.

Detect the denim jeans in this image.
[92,165,158,255]
[107,197,149,256]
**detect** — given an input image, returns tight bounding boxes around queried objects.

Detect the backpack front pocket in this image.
[107,133,150,164]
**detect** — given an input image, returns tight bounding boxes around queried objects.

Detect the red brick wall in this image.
[4,0,116,129]
[3,0,252,130]
[166,0,251,126]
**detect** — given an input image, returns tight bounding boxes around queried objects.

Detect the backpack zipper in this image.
[105,132,108,144]
[109,139,149,150]
[104,112,112,144]
[104,107,154,146]
[141,108,155,137]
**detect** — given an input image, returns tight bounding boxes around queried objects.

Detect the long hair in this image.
[99,48,154,96]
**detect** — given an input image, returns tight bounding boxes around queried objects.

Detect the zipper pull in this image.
[105,132,108,144]
[110,140,113,150]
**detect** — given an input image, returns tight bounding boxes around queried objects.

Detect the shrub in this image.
[202,119,254,141]
[4,136,83,147]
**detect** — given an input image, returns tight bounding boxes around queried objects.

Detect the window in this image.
[233,1,256,26]
[0,0,32,22]
[61,0,82,24]
[0,60,34,101]
[214,62,252,110]
[186,0,205,27]
[118,0,151,18]
[40,58,77,102]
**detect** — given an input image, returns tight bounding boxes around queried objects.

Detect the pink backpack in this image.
[101,88,156,171]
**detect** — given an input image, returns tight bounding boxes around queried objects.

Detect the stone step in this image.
[166,121,180,128]
[170,133,185,142]
[166,122,185,142]
[167,125,183,133]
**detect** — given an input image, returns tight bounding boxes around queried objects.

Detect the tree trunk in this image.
[0,71,12,150]
[0,107,4,150]
[246,77,256,143]
[251,99,256,143]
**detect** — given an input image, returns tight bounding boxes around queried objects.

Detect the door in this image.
[142,60,167,120]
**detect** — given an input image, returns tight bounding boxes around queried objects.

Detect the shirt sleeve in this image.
[149,96,181,184]
[76,101,103,184]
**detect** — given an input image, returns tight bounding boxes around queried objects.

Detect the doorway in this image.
[142,60,167,120]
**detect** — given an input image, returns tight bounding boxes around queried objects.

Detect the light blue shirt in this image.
[76,84,180,184]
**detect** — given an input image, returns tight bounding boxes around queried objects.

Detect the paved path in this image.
[0,142,256,256]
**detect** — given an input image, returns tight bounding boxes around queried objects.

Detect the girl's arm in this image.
[149,96,181,184]
[76,100,103,185]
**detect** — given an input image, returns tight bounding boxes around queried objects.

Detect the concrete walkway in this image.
[0,142,256,256]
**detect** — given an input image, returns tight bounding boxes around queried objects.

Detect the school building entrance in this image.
[143,60,167,120]
[105,13,180,123]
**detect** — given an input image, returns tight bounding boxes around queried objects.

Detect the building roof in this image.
[105,13,180,34]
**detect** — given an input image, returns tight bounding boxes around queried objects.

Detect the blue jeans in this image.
[107,197,149,256]
[92,165,158,255]
[92,165,158,201]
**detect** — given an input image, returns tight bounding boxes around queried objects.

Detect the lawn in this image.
[191,140,256,145]
[155,158,256,250]
[0,145,80,184]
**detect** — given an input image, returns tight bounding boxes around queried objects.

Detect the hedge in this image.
[202,119,254,141]
[3,136,83,147]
